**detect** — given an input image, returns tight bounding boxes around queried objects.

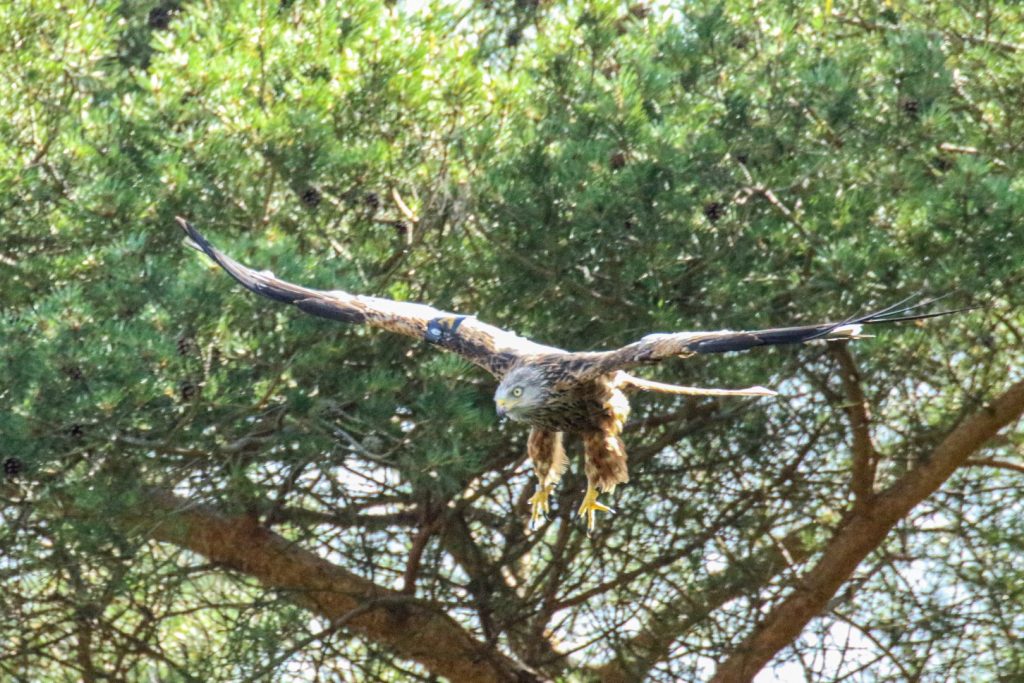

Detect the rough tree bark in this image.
[116,490,547,683]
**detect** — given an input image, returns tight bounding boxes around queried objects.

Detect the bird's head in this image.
[494,366,550,422]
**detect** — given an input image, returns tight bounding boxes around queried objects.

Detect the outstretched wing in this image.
[177,218,555,377]
[577,296,972,376]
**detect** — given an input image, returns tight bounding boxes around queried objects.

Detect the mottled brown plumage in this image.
[581,373,631,494]
[527,429,567,490]
[179,218,968,532]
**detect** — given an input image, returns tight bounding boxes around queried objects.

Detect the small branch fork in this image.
[730,155,816,246]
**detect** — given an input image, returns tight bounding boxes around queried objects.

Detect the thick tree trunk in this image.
[120,490,546,683]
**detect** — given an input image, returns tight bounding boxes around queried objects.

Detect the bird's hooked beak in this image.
[495,398,508,418]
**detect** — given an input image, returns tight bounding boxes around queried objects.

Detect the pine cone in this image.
[3,457,22,478]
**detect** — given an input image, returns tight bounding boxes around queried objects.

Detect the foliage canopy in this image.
[2,1,1023,681]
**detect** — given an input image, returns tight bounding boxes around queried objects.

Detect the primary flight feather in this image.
[177,218,965,531]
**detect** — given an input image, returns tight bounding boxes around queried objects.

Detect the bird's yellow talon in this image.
[528,485,553,528]
[577,486,612,534]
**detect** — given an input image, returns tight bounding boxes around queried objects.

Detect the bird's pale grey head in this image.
[494,366,550,422]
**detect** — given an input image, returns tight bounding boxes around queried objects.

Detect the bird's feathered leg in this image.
[526,429,567,528]
[579,381,631,534]
[579,429,627,533]
[617,372,777,397]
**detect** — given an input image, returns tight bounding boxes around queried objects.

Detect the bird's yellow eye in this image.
[512,387,523,398]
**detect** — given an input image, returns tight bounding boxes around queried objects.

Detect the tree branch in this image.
[833,12,1023,54]
[830,344,879,507]
[115,489,546,683]
[711,377,1024,682]
[595,526,814,683]
[966,457,1024,475]
[731,156,814,245]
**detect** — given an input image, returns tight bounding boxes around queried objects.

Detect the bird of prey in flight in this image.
[177,218,964,532]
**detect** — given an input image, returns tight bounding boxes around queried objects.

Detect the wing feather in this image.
[177,218,553,377]
[574,297,972,377]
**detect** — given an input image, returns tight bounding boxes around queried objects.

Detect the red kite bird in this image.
[178,218,964,532]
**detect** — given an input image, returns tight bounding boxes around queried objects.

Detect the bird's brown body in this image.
[504,358,615,432]
[520,370,630,490]
[178,217,966,532]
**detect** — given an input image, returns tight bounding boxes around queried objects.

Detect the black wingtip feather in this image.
[805,294,975,342]
[860,304,980,326]
[175,217,313,306]
[690,295,974,355]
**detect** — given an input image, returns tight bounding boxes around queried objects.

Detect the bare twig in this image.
[966,457,1024,475]
[731,156,817,250]
[834,13,1023,54]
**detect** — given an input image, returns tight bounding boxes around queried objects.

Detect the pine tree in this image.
[2,1,1023,680]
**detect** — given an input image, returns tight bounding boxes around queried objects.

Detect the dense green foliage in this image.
[2,1,1022,680]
